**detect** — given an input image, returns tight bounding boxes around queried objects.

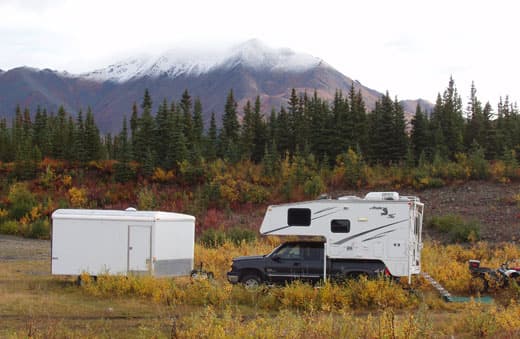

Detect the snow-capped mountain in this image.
[82,39,324,83]
[0,39,431,133]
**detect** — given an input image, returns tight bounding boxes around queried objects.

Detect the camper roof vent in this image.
[125,207,137,211]
[364,192,400,201]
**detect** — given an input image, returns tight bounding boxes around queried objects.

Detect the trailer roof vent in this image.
[364,192,400,201]
[125,207,137,211]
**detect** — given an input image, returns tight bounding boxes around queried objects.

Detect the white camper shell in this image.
[260,192,424,282]
[51,209,195,277]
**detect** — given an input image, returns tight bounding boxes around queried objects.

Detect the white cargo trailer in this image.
[51,209,195,278]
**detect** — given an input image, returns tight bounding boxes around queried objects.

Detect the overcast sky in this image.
[1,0,518,106]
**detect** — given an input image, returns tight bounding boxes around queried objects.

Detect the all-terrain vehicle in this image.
[469,259,520,291]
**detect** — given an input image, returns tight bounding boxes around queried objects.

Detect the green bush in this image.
[199,227,256,247]
[428,214,480,242]
[7,183,37,220]
[137,186,155,210]
[469,144,490,180]
[0,220,19,235]
[226,227,256,245]
[28,218,50,239]
[303,175,325,198]
[200,228,227,248]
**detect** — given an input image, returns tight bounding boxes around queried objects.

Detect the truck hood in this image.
[232,255,265,262]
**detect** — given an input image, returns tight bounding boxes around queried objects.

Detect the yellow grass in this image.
[2,240,520,337]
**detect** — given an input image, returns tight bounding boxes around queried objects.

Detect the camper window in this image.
[287,208,311,226]
[331,219,350,233]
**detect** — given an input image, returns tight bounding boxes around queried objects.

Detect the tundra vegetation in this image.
[2,238,520,337]
[0,77,519,336]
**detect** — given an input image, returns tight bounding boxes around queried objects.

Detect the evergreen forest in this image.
[0,77,519,239]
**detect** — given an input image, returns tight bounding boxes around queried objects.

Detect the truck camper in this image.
[228,192,423,286]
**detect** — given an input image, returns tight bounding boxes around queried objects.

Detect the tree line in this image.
[0,77,519,181]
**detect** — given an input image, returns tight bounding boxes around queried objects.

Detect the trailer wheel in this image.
[241,274,262,289]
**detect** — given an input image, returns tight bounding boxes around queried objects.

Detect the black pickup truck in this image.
[227,241,388,287]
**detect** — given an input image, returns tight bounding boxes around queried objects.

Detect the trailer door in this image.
[128,225,152,273]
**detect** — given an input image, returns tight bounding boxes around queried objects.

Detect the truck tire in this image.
[241,274,262,289]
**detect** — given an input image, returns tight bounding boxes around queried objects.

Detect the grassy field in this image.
[1,236,520,338]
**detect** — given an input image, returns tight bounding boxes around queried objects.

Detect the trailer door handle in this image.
[129,246,133,250]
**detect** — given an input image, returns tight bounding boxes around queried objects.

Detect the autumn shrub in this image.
[7,182,37,220]
[0,208,7,224]
[27,218,50,239]
[113,161,135,183]
[336,148,367,188]
[275,281,320,311]
[137,186,155,210]
[68,187,88,208]
[39,165,57,189]
[239,182,270,204]
[303,175,325,198]
[0,220,19,235]
[347,276,411,309]
[200,228,227,248]
[151,167,175,183]
[226,227,257,246]
[428,214,480,242]
[468,145,490,180]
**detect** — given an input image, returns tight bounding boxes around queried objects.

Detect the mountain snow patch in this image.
[82,39,323,83]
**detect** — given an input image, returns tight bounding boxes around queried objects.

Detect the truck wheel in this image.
[241,274,262,289]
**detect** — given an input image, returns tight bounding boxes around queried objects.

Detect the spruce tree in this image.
[114,117,134,182]
[430,77,464,159]
[240,100,254,159]
[411,104,430,162]
[0,118,13,162]
[349,84,368,154]
[464,82,485,150]
[180,89,193,146]
[73,109,86,162]
[205,112,218,160]
[192,97,204,148]
[51,106,69,159]
[251,96,267,163]
[84,107,102,161]
[154,99,172,168]
[221,89,240,161]
[276,106,291,155]
[133,90,156,165]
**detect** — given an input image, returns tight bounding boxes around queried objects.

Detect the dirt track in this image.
[0,235,49,261]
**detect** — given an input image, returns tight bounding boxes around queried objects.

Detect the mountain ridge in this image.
[0,40,432,133]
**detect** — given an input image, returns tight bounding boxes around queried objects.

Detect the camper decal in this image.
[312,207,340,220]
[370,206,395,219]
[333,219,407,245]
[362,229,397,242]
[262,225,292,235]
